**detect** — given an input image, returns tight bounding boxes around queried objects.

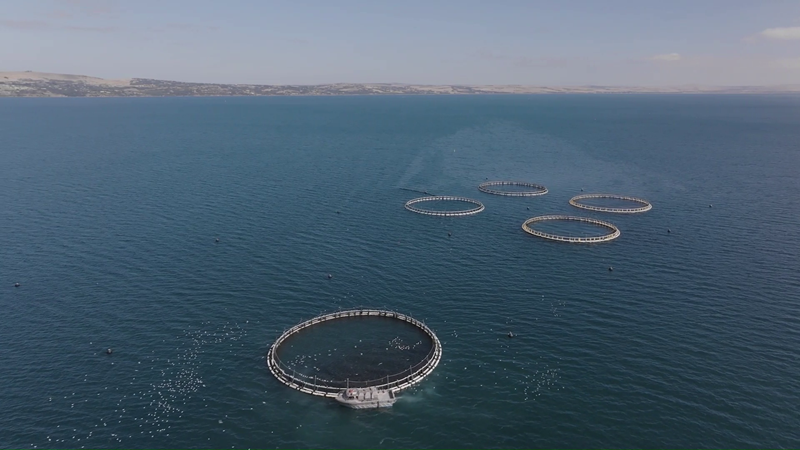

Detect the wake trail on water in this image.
[398,187,435,196]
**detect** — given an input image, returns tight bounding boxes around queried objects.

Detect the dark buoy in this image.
[327,274,333,279]
[336,211,340,214]
[507,332,515,338]
[668,228,671,233]
[709,204,713,208]
[608,266,613,272]
[215,237,220,243]
[14,282,20,288]
[448,232,452,237]
[526,207,530,210]
[106,348,113,355]
[581,188,584,192]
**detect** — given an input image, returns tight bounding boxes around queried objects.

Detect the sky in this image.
[2,0,800,86]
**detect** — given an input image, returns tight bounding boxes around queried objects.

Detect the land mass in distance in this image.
[2,71,800,97]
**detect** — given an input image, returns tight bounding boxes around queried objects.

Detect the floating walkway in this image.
[404,196,485,217]
[522,215,621,243]
[569,194,652,214]
[478,181,548,197]
[267,309,443,398]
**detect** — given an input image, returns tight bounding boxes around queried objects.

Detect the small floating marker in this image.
[14,282,20,288]
[668,228,671,233]
[336,211,340,214]
[507,332,515,338]
[106,348,113,355]
[327,274,333,280]
[448,232,451,237]
[581,188,584,191]
[709,204,713,208]
[608,266,613,272]
[526,207,530,210]
[215,237,219,243]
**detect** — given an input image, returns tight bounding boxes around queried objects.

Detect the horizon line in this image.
[4,71,800,88]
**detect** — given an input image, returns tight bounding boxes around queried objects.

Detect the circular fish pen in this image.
[522,215,621,243]
[267,309,442,398]
[569,194,652,214]
[404,196,484,217]
[478,181,548,197]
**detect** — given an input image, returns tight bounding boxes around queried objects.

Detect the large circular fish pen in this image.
[404,196,485,217]
[478,181,548,197]
[267,309,442,398]
[569,194,652,214]
[522,215,621,243]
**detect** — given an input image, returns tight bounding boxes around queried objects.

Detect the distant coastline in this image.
[2,71,800,97]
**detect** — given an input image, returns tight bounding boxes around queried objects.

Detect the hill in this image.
[2,71,800,97]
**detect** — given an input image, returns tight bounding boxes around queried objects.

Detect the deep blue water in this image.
[1,95,799,449]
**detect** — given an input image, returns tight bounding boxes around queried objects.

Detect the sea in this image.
[1,94,799,449]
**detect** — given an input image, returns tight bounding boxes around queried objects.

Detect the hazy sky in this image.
[2,0,800,85]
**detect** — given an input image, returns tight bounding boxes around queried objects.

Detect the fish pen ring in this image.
[267,309,443,398]
[569,194,652,213]
[522,215,621,243]
[404,196,485,217]
[478,181,548,197]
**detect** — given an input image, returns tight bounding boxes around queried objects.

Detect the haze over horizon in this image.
[2,0,800,86]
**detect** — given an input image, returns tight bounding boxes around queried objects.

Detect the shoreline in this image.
[3,72,800,97]
[3,91,800,99]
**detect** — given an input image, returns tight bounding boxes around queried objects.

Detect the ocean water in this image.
[1,95,799,449]
[277,316,433,381]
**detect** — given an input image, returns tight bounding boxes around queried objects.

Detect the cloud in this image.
[771,57,800,69]
[0,19,115,32]
[759,27,800,40]
[44,11,73,19]
[65,24,116,32]
[147,23,220,33]
[514,57,573,68]
[54,0,118,16]
[2,18,213,35]
[474,50,573,68]
[475,49,509,61]
[0,19,51,30]
[650,53,682,62]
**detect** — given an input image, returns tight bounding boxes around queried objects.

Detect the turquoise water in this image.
[1,95,799,448]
